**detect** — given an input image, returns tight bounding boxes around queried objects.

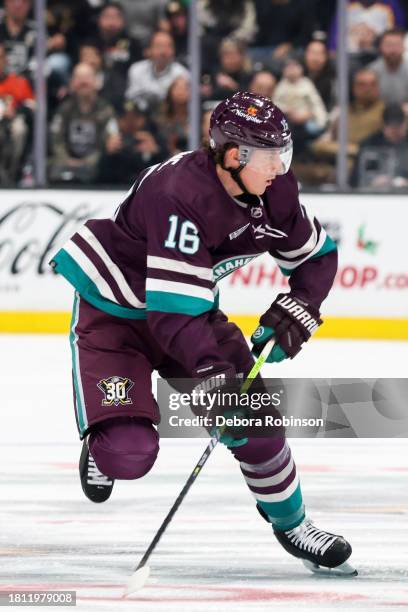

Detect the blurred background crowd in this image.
[1,0,408,189]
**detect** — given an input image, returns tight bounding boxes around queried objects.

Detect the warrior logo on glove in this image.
[251,294,323,363]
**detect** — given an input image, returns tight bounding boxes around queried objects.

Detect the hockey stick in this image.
[124,338,275,595]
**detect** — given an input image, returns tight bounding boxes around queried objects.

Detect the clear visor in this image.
[238,142,293,176]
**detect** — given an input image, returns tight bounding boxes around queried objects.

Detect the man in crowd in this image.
[49,62,119,184]
[89,1,142,109]
[369,28,408,105]
[0,41,34,183]
[126,30,189,112]
[0,0,36,78]
[352,102,408,188]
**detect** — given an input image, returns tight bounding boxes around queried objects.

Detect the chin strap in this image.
[222,159,251,195]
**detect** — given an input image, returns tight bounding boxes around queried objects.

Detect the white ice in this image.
[0,335,407,611]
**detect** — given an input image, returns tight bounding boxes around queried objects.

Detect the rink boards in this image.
[0,189,407,339]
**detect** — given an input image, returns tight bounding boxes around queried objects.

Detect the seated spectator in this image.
[156,75,189,154]
[313,68,385,156]
[248,70,277,99]
[204,38,253,101]
[49,62,119,184]
[198,0,257,72]
[89,2,142,105]
[369,28,408,104]
[250,0,317,70]
[98,100,168,184]
[158,0,188,66]
[307,68,385,184]
[126,30,189,112]
[273,56,328,155]
[351,102,408,187]
[303,39,336,111]
[328,1,406,57]
[79,42,124,113]
[0,0,36,78]
[0,42,34,184]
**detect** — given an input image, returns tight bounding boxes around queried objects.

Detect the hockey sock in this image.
[232,438,305,531]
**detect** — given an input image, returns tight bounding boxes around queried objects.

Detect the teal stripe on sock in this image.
[256,483,305,531]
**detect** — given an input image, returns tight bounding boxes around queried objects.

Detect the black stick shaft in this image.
[134,339,273,571]
[136,435,219,570]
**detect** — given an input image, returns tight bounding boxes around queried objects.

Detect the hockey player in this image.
[50,92,355,575]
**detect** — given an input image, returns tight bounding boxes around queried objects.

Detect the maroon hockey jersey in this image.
[51,150,337,374]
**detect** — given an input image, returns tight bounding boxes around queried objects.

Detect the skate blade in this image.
[303,559,358,577]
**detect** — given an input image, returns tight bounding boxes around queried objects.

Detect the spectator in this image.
[328,0,406,53]
[98,100,168,184]
[369,28,408,104]
[304,39,336,111]
[46,1,78,86]
[251,0,317,69]
[79,42,124,113]
[49,62,119,184]
[91,2,142,86]
[352,102,408,187]
[156,75,189,154]
[0,41,34,183]
[126,30,189,112]
[198,0,257,72]
[310,68,385,181]
[158,0,188,66]
[0,0,36,78]
[206,38,252,101]
[120,0,168,46]
[273,56,328,154]
[248,70,277,99]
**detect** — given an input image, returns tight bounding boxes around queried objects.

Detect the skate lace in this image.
[87,454,113,486]
[286,519,337,556]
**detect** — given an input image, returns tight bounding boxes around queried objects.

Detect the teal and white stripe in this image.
[52,248,147,319]
[69,292,88,437]
[64,240,117,303]
[147,255,213,281]
[146,277,214,315]
[243,455,295,487]
[241,443,305,531]
[78,225,145,308]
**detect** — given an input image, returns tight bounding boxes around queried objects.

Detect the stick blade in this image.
[124,565,150,596]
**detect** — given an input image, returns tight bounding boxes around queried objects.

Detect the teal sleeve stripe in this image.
[278,265,292,277]
[310,234,337,260]
[146,290,213,316]
[52,249,147,320]
[278,235,337,276]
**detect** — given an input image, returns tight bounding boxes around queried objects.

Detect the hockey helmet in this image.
[209,91,293,175]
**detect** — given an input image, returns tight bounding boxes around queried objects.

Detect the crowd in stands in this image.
[1,0,408,189]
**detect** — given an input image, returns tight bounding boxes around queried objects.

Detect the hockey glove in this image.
[251,293,323,363]
[192,365,248,448]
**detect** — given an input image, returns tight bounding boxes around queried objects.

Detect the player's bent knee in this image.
[89,416,159,480]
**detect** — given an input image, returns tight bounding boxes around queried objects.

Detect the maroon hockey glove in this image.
[251,294,323,362]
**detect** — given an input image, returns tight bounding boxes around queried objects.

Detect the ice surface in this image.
[0,335,407,611]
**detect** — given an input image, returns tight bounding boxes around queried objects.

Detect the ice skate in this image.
[274,518,357,576]
[79,439,114,503]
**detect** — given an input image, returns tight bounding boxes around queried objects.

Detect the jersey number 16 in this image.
[164,214,200,255]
